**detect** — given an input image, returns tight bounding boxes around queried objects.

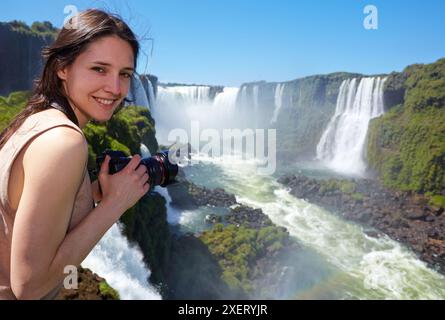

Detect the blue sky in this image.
[1,0,445,86]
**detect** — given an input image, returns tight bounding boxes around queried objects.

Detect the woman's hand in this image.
[97,154,150,216]
[91,179,102,203]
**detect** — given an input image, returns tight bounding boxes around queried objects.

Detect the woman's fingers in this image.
[140,173,149,185]
[124,154,141,173]
[135,165,147,177]
[99,155,110,178]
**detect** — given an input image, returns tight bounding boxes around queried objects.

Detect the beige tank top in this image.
[0,109,94,299]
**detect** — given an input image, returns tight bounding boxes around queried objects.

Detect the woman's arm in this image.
[10,126,149,299]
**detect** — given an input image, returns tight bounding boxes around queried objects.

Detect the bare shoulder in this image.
[16,125,89,211]
[24,125,88,165]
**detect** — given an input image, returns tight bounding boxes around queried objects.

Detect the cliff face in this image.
[0,21,57,96]
[238,72,362,160]
[367,58,445,194]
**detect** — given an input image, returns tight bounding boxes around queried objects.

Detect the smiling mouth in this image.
[93,96,118,106]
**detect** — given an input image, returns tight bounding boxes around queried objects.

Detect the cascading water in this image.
[157,85,211,105]
[154,85,241,144]
[212,87,239,125]
[127,75,151,110]
[316,77,387,176]
[271,83,286,124]
[141,76,156,110]
[154,85,211,144]
[252,85,259,127]
[82,223,162,300]
[140,143,151,158]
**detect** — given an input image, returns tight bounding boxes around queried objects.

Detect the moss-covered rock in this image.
[119,192,171,286]
[429,194,445,208]
[163,233,240,299]
[55,266,119,300]
[367,58,445,194]
[200,222,290,296]
[84,105,159,172]
[98,280,120,300]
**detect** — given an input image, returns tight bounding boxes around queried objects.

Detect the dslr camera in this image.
[96,149,178,188]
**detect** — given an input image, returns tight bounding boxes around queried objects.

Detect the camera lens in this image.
[140,150,178,187]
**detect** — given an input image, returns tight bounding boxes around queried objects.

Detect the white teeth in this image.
[95,97,115,105]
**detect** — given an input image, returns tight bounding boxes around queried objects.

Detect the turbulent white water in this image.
[316,77,386,176]
[271,83,286,124]
[82,223,162,300]
[182,153,445,299]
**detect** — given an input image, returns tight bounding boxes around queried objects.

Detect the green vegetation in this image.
[200,223,288,294]
[84,106,159,171]
[119,192,170,285]
[318,178,366,201]
[351,193,365,201]
[319,179,356,195]
[367,58,445,193]
[1,20,58,39]
[0,91,30,131]
[429,195,445,208]
[98,281,120,300]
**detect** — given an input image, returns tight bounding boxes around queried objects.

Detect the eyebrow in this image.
[91,61,135,72]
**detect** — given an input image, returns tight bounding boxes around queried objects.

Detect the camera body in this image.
[96,149,178,188]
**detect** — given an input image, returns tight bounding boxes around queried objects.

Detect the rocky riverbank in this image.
[278,175,445,274]
[166,173,300,299]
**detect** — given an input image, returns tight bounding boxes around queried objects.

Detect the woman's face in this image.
[57,35,135,128]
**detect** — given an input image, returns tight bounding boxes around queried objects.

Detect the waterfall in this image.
[154,186,185,226]
[127,75,151,110]
[157,85,212,105]
[212,87,239,121]
[237,86,248,107]
[140,143,151,158]
[316,77,387,176]
[252,85,259,127]
[155,85,239,143]
[271,83,286,124]
[141,76,156,110]
[82,223,162,300]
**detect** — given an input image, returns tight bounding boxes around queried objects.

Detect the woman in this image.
[0,9,150,299]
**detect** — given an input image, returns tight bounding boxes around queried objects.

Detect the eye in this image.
[120,72,133,79]
[92,66,105,74]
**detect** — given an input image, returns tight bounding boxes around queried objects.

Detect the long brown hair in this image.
[0,9,139,150]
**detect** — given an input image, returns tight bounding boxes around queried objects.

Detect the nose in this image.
[104,73,121,97]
